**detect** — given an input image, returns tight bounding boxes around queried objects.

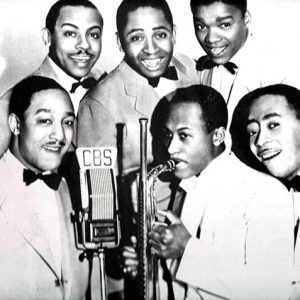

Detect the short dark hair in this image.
[46,0,100,33]
[116,0,173,36]
[151,84,227,137]
[169,85,228,133]
[230,84,300,171]
[150,85,227,164]
[10,76,68,121]
[190,0,247,16]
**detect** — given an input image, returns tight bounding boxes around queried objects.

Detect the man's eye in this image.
[156,32,168,39]
[220,22,231,29]
[131,35,143,42]
[163,130,172,139]
[268,122,279,130]
[248,130,257,137]
[38,119,52,125]
[89,32,100,39]
[196,24,206,31]
[64,31,77,37]
[64,120,74,127]
[246,127,258,137]
[179,133,189,140]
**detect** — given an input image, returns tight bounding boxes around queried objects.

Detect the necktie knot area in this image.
[148,66,178,88]
[196,55,238,75]
[23,168,62,190]
[70,77,98,93]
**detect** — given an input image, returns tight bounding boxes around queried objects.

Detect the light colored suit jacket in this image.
[176,153,297,300]
[0,152,90,300]
[77,53,199,175]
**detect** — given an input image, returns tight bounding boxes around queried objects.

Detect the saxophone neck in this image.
[147,160,176,180]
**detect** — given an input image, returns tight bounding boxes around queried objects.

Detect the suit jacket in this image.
[0,56,104,157]
[0,152,90,300]
[77,53,199,175]
[176,153,297,300]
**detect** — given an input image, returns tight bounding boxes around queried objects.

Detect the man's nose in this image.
[205,28,221,44]
[76,34,90,50]
[49,123,65,142]
[255,129,270,148]
[167,136,180,155]
[143,37,158,55]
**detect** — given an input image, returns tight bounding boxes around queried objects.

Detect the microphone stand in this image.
[75,211,108,300]
[98,248,106,300]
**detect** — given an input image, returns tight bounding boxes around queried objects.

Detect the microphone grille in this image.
[87,168,115,221]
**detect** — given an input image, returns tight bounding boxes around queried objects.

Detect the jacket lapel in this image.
[0,154,61,280]
[1,184,60,279]
[119,61,160,116]
[56,180,73,299]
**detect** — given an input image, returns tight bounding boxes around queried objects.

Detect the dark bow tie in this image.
[148,66,178,88]
[285,176,300,192]
[196,56,238,75]
[23,169,62,190]
[70,77,98,93]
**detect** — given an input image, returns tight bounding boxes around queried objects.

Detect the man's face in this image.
[193,2,249,65]
[118,6,175,79]
[163,102,215,179]
[247,94,300,180]
[49,5,103,79]
[16,89,75,173]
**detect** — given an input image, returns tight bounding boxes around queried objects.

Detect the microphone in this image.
[75,147,120,250]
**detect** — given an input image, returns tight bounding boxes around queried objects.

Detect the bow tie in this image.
[148,66,178,88]
[285,176,300,192]
[23,169,62,190]
[70,77,98,93]
[196,56,238,75]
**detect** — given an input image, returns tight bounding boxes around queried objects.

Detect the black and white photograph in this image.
[0,0,300,299]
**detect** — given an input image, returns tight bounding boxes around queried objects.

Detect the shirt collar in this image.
[48,56,88,92]
[179,151,227,193]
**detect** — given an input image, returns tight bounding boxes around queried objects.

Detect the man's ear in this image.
[212,127,226,147]
[8,113,20,136]
[116,32,124,52]
[172,24,177,45]
[244,10,251,25]
[41,27,52,47]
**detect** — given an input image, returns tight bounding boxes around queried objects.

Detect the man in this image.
[78,0,198,177]
[0,0,104,156]
[0,75,90,299]
[77,1,198,298]
[147,85,297,299]
[230,84,300,299]
[190,0,286,128]
[231,84,300,182]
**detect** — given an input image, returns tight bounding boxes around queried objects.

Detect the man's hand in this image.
[122,236,138,279]
[148,210,192,259]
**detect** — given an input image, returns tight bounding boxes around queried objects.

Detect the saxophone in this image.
[137,118,176,300]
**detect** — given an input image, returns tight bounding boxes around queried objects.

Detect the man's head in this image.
[231,84,300,181]
[9,76,75,173]
[161,85,227,179]
[116,0,175,79]
[190,0,249,65]
[42,0,103,80]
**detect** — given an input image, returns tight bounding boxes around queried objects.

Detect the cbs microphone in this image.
[75,147,121,299]
[75,147,120,250]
